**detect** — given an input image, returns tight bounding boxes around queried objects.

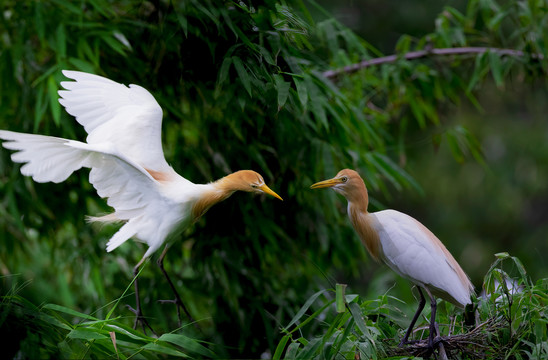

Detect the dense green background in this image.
[0,0,547,358]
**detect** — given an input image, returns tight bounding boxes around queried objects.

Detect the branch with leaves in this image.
[322,47,545,79]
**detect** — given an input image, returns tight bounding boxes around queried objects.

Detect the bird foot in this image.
[126,304,157,336]
[157,298,192,327]
[421,336,446,359]
[158,298,183,327]
[157,298,203,333]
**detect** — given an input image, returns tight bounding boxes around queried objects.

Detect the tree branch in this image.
[322,47,545,79]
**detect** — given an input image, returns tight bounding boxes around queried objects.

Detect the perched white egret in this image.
[311,169,473,348]
[0,70,283,331]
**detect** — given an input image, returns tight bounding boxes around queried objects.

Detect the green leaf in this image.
[67,328,108,340]
[56,24,67,60]
[348,302,369,338]
[395,34,412,54]
[158,333,215,358]
[285,341,301,359]
[38,313,73,331]
[467,52,489,92]
[217,56,232,87]
[34,84,48,131]
[294,77,308,107]
[336,283,347,313]
[105,324,150,341]
[295,337,322,359]
[274,74,291,110]
[43,303,98,321]
[142,343,189,357]
[47,76,61,126]
[283,289,329,331]
[232,57,252,97]
[68,58,95,73]
[272,334,290,360]
[489,51,504,88]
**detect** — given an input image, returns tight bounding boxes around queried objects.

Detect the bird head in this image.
[224,170,283,200]
[310,169,367,202]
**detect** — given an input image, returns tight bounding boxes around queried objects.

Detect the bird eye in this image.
[341,176,348,183]
[251,184,258,188]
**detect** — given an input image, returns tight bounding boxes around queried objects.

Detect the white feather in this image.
[58,70,170,173]
[372,209,473,306]
[0,71,217,255]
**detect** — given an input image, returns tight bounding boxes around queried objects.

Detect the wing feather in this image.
[0,131,177,253]
[58,70,171,172]
[373,209,473,306]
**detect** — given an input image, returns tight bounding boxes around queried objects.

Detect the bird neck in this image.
[347,204,382,261]
[190,177,238,220]
[345,182,381,261]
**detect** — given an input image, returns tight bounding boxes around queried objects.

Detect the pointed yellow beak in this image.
[310,177,341,189]
[259,184,283,201]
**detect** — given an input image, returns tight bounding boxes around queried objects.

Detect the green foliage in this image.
[274,254,548,359]
[0,294,215,359]
[1,0,548,358]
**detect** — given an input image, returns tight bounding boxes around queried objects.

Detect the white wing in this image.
[373,209,472,306]
[0,130,182,255]
[58,70,171,172]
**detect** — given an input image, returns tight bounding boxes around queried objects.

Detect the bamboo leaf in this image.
[47,76,61,126]
[283,289,329,331]
[489,51,504,88]
[274,74,291,109]
[142,343,189,357]
[56,24,66,60]
[295,337,322,360]
[285,341,301,359]
[68,328,109,341]
[272,334,290,360]
[232,56,252,97]
[294,77,308,107]
[348,302,369,338]
[336,283,347,313]
[158,333,215,358]
[43,303,98,321]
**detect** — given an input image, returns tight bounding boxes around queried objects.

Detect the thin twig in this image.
[322,47,545,79]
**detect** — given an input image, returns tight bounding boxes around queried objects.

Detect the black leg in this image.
[126,258,156,336]
[156,245,195,326]
[399,287,426,347]
[427,291,438,349]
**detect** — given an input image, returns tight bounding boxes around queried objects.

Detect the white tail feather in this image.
[86,213,121,224]
[106,220,137,252]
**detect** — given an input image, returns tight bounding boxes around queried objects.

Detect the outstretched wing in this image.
[0,130,178,254]
[58,70,170,173]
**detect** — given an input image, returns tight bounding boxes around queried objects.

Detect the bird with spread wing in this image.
[0,70,283,332]
[311,169,473,351]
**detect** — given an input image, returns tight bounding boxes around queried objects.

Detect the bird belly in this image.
[136,201,193,258]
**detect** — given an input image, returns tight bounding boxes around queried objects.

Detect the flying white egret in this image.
[0,70,283,332]
[311,169,473,349]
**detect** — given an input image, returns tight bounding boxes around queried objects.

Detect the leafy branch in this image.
[322,46,546,79]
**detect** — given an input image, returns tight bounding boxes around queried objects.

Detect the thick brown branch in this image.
[322,47,544,79]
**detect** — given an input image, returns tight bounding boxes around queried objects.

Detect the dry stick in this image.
[322,47,545,79]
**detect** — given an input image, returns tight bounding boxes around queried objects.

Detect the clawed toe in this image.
[126,304,157,336]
